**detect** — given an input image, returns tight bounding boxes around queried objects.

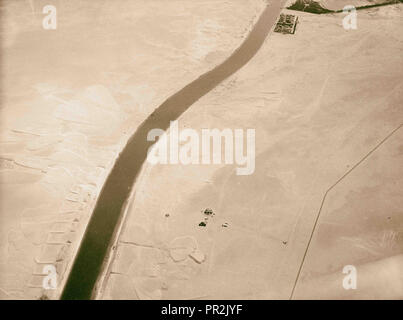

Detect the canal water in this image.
[61,0,286,300]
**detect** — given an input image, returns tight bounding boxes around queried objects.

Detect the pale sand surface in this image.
[294,128,403,299]
[0,0,266,299]
[100,5,403,299]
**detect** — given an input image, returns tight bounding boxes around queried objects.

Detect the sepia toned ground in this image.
[99,3,403,299]
[1,0,402,300]
[0,0,266,299]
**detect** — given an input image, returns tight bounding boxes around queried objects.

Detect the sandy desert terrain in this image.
[1,0,402,300]
[99,2,403,299]
[0,0,266,299]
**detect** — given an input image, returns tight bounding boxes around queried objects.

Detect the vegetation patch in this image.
[287,0,333,14]
[287,0,403,14]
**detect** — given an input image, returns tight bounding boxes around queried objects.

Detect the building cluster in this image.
[274,14,298,34]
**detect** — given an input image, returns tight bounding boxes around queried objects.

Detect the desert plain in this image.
[0,0,402,300]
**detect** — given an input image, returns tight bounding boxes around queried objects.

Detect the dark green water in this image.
[61,0,286,300]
